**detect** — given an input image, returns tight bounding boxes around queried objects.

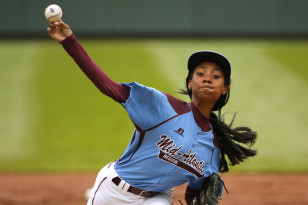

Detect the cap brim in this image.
[187,51,231,78]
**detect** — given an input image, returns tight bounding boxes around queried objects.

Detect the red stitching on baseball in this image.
[47,9,62,21]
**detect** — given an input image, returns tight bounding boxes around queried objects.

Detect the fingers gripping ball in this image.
[45,4,62,22]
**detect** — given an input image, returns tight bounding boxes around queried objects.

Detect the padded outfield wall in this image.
[1,0,308,37]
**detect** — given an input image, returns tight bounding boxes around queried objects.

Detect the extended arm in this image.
[47,21,130,103]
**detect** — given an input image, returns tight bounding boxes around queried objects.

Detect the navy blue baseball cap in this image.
[187,51,231,79]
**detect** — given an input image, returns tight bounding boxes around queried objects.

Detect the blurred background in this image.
[2,0,308,38]
[1,0,308,173]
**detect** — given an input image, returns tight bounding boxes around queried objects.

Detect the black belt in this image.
[112,176,157,198]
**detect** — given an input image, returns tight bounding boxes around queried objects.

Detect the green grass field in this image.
[1,38,308,173]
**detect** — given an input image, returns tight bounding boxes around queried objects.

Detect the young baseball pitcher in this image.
[47,20,257,205]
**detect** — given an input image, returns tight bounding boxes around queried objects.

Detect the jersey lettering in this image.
[156,135,205,177]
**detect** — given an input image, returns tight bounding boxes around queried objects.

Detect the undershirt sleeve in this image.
[60,34,130,103]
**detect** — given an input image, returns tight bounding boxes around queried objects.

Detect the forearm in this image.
[60,34,129,103]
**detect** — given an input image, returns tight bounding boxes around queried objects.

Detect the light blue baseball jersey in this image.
[114,82,221,192]
[60,35,221,193]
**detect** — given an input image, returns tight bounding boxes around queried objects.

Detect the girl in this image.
[47,21,257,205]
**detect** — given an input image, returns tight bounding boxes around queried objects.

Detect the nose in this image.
[203,75,212,84]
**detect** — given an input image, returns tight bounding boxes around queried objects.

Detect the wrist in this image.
[60,33,75,45]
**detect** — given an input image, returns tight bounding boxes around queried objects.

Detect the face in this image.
[188,62,229,104]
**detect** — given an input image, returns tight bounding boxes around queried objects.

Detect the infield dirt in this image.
[0,173,307,205]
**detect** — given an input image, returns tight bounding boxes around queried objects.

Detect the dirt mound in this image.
[0,173,307,205]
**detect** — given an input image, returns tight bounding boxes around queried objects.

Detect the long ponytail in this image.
[210,111,257,173]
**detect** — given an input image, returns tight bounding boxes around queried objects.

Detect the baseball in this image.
[45,4,62,22]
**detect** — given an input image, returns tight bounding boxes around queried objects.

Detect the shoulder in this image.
[122,82,186,130]
[124,82,191,115]
[162,92,191,115]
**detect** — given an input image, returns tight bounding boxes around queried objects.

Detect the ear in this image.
[222,85,229,95]
[188,80,192,91]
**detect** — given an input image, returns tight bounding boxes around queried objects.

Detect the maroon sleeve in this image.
[185,185,200,205]
[60,34,130,103]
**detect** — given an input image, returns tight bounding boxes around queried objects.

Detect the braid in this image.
[210,111,257,173]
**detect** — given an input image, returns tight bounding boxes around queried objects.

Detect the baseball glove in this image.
[191,173,226,205]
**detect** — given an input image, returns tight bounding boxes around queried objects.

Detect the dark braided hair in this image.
[180,65,257,172]
[210,111,257,172]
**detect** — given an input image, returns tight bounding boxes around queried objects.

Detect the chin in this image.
[198,94,219,102]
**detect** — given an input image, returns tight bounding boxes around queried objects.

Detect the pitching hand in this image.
[47,20,73,42]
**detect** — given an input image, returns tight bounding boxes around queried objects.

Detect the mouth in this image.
[200,86,214,90]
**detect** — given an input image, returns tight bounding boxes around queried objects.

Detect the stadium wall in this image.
[1,0,308,38]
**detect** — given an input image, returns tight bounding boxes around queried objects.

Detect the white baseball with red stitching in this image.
[45,4,62,22]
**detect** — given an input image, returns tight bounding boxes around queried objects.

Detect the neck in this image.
[191,98,214,119]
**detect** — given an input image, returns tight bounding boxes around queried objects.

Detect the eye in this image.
[213,74,221,79]
[197,72,204,77]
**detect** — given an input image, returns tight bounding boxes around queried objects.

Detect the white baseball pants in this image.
[87,162,174,205]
